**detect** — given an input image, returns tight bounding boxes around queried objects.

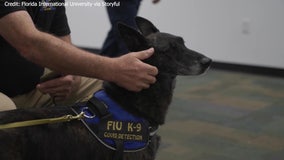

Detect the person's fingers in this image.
[134,83,150,92]
[132,48,158,76]
[148,66,158,76]
[111,48,159,92]
[133,48,154,60]
[135,76,156,91]
[140,83,150,90]
[146,75,156,84]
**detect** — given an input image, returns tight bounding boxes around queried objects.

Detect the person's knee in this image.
[0,92,16,111]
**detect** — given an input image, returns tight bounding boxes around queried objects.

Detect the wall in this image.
[66,0,284,69]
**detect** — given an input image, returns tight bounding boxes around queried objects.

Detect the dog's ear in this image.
[117,22,148,52]
[135,16,159,37]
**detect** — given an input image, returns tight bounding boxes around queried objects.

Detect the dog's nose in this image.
[200,57,212,66]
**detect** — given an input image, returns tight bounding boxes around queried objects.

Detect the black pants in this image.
[100,0,142,57]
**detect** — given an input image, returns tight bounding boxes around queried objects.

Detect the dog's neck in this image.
[103,73,176,125]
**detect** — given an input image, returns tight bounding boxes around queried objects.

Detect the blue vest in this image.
[71,90,156,152]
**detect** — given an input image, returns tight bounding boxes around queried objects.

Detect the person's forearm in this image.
[0,11,114,81]
[59,35,72,44]
[30,31,115,81]
[0,10,158,91]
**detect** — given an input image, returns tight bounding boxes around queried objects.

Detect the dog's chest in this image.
[71,90,157,153]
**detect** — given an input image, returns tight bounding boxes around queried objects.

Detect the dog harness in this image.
[71,90,158,160]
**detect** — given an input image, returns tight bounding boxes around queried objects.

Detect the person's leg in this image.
[0,92,16,111]
[11,69,103,108]
[55,76,103,106]
[101,0,142,57]
[12,77,103,108]
[100,29,119,57]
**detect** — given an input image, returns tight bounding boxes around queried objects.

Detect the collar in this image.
[71,90,158,152]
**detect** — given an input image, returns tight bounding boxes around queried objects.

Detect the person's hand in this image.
[110,48,158,92]
[152,0,160,4]
[37,75,81,102]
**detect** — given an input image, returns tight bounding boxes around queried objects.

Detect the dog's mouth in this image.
[177,57,212,75]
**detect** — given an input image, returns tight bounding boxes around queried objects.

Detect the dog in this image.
[0,17,211,160]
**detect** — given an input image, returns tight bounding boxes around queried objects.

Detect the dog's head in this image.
[118,16,211,76]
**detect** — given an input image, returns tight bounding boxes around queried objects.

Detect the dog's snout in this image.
[200,57,212,66]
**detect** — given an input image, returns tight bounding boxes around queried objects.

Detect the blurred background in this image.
[66,0,284,69]
[66,0,284,159]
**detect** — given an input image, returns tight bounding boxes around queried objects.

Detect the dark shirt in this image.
[0,0,70,97]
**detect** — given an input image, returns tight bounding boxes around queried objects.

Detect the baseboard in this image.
[211,62,284,78]
[79,47,284,78]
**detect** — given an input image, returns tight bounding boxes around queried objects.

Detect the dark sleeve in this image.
[49,4,71,36]
[0,0,25,18]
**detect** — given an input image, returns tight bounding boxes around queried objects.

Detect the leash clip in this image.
[65,111,85,121]
[81,107,96,119]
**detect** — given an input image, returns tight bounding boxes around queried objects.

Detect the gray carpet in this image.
[156,69,284,160]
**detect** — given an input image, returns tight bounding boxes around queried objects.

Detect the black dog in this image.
[0,17,211,160]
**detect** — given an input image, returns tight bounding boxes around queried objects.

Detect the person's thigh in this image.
[58,77,103,105]
[12,77,103,108]
[0,92,16,111]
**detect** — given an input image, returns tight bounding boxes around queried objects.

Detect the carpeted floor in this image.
[156,69,284,160]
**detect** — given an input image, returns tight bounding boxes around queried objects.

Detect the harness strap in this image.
[113,140,124,160]
[71,90,159,160]
[84,97,126,160]
[87,96,109,118]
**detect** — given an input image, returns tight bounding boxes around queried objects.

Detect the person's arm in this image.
[0,11,158,92]
[37,35,82,102]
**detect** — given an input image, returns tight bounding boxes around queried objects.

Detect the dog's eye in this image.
[176,37,184,44]
[170,37,185,49]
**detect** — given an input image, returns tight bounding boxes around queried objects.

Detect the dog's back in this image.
[0,107,161,160]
